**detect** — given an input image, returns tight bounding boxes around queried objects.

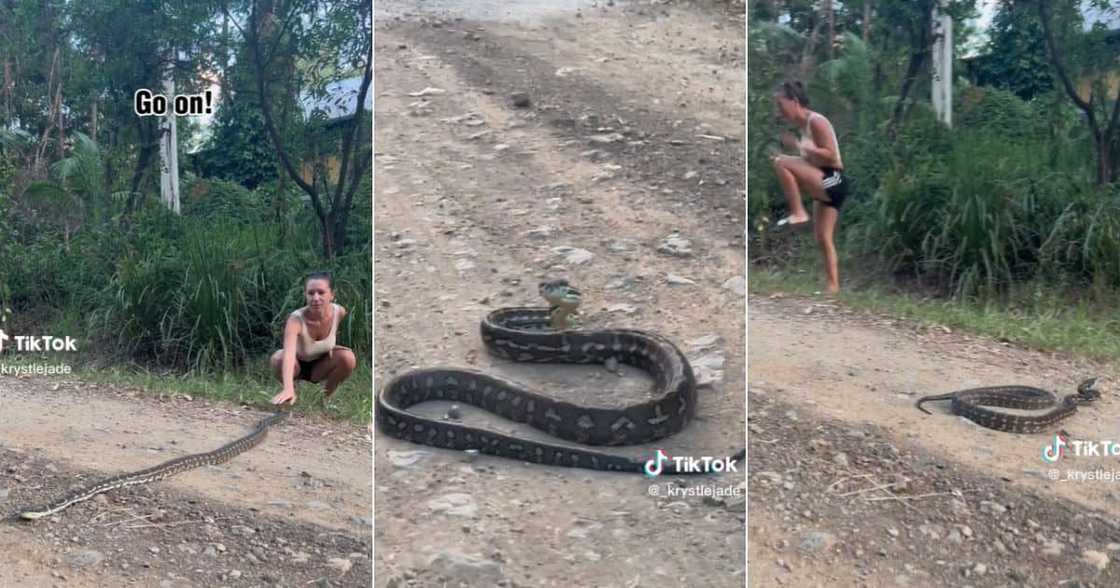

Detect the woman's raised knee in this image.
[337,349,357,372]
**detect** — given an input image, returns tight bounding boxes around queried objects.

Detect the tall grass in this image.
[87,216,370,373]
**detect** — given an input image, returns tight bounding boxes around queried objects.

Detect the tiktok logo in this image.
[1042,433,1067,464]
[644,449,670,477]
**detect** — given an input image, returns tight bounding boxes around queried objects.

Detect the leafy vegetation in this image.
[0,1,371,419]
[750,1,1120,308]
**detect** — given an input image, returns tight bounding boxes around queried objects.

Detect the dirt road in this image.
[748,294,1120,587]
[373,1,746,586]
[0,376,373,587]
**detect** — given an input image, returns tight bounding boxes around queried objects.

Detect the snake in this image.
[915,378,1101,433]
[376,279,745,475]
[12,409,288,521]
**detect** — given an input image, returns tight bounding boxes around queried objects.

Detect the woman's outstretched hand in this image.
[271,388,297,405]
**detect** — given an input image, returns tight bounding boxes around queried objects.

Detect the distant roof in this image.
[300,76,372,122]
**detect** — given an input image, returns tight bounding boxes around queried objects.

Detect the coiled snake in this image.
[915,378,1101,433]
[11,409,288,521]
[376,280,745,474]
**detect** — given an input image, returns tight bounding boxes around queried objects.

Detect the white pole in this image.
[159,48,181,215]
[931,0,953,127]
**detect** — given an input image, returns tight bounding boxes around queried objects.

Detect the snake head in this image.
[539,279,582,308]
[1077,377,1102,402]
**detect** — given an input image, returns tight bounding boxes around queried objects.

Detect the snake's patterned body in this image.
[15,410,288,520]
[376,280,744,474]
[915,378,1100,433]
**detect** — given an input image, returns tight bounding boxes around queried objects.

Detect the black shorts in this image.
[821,167,850,210]
[297,357,327,382]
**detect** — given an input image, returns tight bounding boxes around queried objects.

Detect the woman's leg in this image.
[307,346,358,398]
[773,156,829,224]
[813,200,841,294]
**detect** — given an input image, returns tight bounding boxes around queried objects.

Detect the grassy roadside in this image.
[749,254,1120,364]
[0,352,373,424]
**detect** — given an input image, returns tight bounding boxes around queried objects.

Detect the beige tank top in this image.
[294,303,341,361]
[799,111,843,168]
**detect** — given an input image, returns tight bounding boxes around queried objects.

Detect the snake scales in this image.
[915,378,1100,433]
[13,409,288,521]
[376,280,745,474]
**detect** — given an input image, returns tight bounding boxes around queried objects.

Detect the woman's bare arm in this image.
[802,117,842,169]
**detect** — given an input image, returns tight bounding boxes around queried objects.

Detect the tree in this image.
[971,2,1055,101]
[227,0,371,259]
[876,0,976,137]
[1035,0,1120,184]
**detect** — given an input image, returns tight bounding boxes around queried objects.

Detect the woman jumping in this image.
[770,80,850,295]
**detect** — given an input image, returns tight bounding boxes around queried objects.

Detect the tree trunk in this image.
[320,210,336,259]
[798,11,824,78]
[1099,136,1113,185]
[126,121,157,215]
[863,0,872,42]
[826,0,834,62]
[1036,0,1117,186]
[90,98,98,143]
[889,40,927,137]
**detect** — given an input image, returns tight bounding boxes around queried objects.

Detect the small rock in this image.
[428,493,478,518]
[657,234,693,257]
[510,92,531,108]
[408,87,446,97]
[799,531,836,554]
[665,273,695,286]
[1082,550,1109,571]
[832,452,849,467]
[551,246,594,265]
[980,501,1007,515]
[589,132,625,144]
[756,471,782,484]
[721,276,745,297]
[524,226,554,239]
[1042,540,1064,556]
[687,335,721,349]
[64,549,104,568]
[426,551,505,585]
[327,558,353,575]
[972,563,987,576]
[445,404,462,420]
